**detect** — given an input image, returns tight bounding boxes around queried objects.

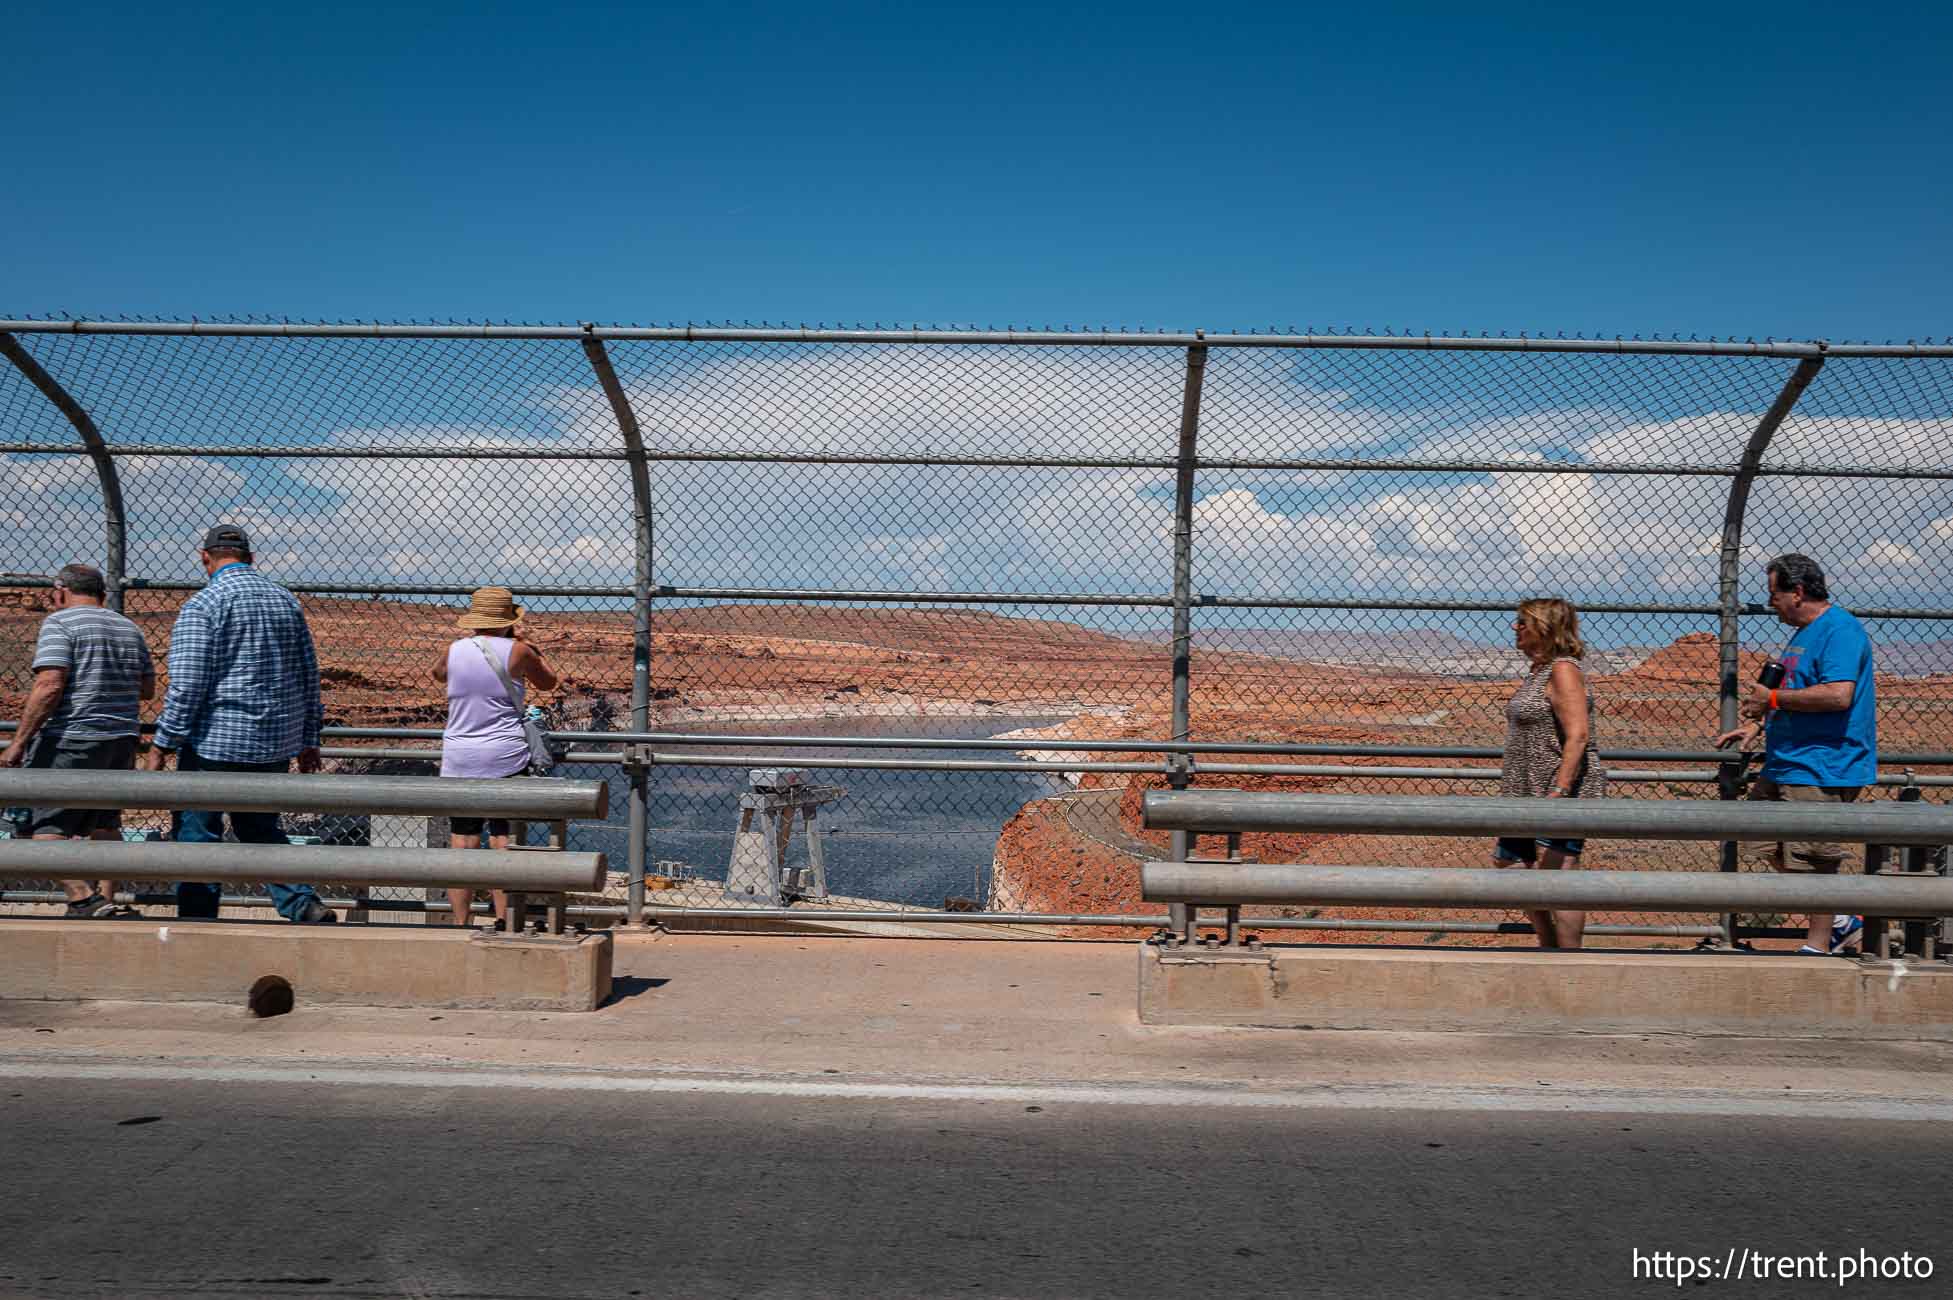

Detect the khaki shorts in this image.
[1741,777,1865,873]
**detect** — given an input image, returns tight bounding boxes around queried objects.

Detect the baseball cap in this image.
[201,523,252,551]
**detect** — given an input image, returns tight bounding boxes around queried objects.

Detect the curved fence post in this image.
[1718,356,1827,727]
[580,334,655,926]
[0,333,127,611]
[1714,353,1826,942]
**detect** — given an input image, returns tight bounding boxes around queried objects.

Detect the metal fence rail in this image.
[1141,862,1953,917]
[0,770,607,820]
[4,317,1951,940]
[1140,791,1953,843]
[0,839,606,892]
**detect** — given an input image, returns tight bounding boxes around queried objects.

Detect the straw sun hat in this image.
[456,586,523,630]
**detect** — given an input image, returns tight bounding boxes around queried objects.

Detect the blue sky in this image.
[5,2,1951,659]
[4,1,1948,340]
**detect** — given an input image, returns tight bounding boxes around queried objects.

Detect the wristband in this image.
[1769,689,1779,711]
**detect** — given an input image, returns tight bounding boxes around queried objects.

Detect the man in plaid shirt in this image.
[140,524,337,923]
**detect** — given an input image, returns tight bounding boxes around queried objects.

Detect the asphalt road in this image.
[1,1069,1946,1299]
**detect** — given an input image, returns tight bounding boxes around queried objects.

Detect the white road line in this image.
[1,1057,1950,1122]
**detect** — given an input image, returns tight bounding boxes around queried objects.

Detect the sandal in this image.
[64,894,137,920]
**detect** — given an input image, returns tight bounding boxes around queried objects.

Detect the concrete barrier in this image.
[0,919,613,1012]
[1137,944,1953,1040]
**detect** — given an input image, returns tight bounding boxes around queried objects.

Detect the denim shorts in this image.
[1493,836,1584,864]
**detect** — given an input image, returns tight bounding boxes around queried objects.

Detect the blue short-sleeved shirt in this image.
[1762,605,1877,788]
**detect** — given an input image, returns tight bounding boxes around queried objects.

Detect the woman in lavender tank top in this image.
[432,587,558,928]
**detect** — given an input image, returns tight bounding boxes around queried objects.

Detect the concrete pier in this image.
[1138,943,1953,1040]
[0,919,612,1012]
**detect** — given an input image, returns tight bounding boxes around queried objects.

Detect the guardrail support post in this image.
[1166,340,1209,937]
[579,332,656,926]
[1714,756,1745,948]
[0,333,128,611]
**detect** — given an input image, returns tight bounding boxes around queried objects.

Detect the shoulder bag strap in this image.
[472,636,524,715]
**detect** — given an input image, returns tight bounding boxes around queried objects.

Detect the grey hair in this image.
[53,563,106,597]
[1767,553,1829,602]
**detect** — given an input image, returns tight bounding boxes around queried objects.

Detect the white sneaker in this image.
[1829,915,1863,954]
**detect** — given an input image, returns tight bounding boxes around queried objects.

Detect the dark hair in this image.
[204,544,251,563]
[1767,553,1829,602]
[53,563,106,597]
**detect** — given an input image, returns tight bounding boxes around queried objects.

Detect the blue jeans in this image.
[171,751,320,921]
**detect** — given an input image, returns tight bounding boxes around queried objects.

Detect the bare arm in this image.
[1715,718,1764,750]
[1785,680,1854,711]
[509,638,558,692]
[0,668,67,766]
[1736,678,1855,726]
[431,644,451,684]
[1544,661,1590,795]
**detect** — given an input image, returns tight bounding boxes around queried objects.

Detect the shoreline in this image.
[650,700,1129,729]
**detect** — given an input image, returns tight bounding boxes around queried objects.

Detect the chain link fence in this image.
[4,319,1952,943]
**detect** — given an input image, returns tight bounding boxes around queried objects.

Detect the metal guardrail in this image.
[0,770,611,914]
[0,770,608,820]
[1141,791,1953,844]
[1138,791,1953,952]
[8,318,1953,358]
[311,727,1953,766]
[0,839,605,892]
[11,723,1953,786]
[1141,862,1953,917]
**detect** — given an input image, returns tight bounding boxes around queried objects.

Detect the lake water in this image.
[556,716,1075,908]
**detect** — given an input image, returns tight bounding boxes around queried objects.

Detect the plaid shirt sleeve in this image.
[151,602,215,752]
[296,606,323,748]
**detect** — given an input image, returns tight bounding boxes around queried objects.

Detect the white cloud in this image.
[1862,541,1921,566]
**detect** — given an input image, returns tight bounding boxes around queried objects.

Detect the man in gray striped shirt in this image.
[1,564,154,918]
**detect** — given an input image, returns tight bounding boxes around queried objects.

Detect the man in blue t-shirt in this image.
[1715,553,1877,954]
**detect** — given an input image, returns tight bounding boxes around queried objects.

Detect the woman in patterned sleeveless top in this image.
[1494,597,1605,949]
